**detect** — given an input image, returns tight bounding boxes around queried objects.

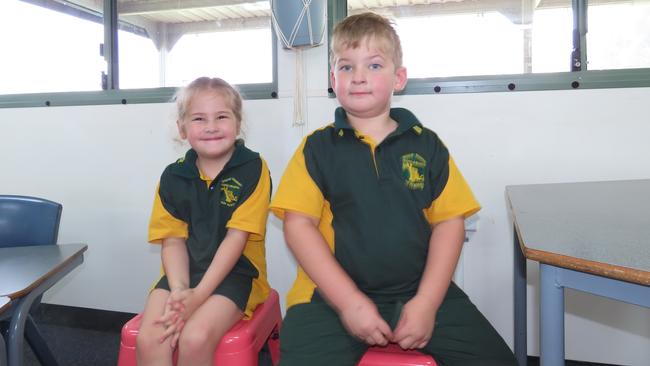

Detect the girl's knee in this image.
[178,326,215,356]
[136,327,169,360]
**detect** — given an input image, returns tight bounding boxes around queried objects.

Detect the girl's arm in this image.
[171,229,249,321]
[161,237,190,291]
[194,228,249,300]
[284,210,392,346]
[156,237,190,343]
[393,216,465,349]
[158,229,248,345]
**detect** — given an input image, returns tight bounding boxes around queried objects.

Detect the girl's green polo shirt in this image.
[148,141,271,318]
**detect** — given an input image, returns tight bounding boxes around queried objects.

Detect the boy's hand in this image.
[392,295,436,350]
[339,292,392,346]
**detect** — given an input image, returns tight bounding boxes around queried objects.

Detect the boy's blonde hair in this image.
[330,12,403,68]
[173,77,243,124]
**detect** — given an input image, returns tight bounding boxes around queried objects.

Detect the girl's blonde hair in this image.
[173,77,243,124]
[330,12,403,68]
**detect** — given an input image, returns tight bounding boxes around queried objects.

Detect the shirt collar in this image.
[169,139,258,179]
[333,107,423,137]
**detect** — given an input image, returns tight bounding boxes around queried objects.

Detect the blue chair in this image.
[0,195,61,247]
[0,195,63,366]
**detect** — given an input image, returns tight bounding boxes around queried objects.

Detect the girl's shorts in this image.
[155,271,252,312]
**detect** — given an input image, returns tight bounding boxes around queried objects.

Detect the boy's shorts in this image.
[278,282,517,366]
[155,271,252,313]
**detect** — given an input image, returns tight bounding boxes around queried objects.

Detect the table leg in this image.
[5,252,83,366]
[1,330,6,366]
[540,264,565,366]
[513,227,527,366]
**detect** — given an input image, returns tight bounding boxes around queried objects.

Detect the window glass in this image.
[0,1,104,95]
[117,0,273,88]
[347,0,573,77]
[586,1,650,70]
[118,29,160,89]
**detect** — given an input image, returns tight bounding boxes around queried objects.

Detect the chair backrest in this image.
[0,195,62,247]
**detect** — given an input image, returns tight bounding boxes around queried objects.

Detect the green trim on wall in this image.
[0,83,277,109]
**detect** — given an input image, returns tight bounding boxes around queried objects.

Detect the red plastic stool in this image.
[358,344,437,366]
[117,289,281,366]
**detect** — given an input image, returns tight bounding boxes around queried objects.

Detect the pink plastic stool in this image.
[358,344,437,366]
[117,289,281,366]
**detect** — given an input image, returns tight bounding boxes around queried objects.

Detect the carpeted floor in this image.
[23,323,120,366]
[15,304,617,366]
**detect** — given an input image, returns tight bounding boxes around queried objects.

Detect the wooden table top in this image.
[0,243,88,299]
[506,179,650,285]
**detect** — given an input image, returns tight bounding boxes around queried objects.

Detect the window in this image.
[0,0,277,107]
[586,1,650,70]
[117,0,274,88]
[377,1,573,78]
[330,0,650,94]
[0,1,104,94]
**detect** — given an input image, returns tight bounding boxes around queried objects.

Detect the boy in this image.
[270,12,517,366]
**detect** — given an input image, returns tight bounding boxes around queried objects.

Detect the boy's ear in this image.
[394,66,408,92]
[330,69,337,90]
[176,120,187,139]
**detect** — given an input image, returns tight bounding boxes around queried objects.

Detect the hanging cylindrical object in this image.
[271,0,327,49]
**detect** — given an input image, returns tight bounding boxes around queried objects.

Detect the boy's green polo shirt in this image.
[148,141,272,318]
[271,107,480,308]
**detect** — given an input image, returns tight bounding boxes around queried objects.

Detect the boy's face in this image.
[177,90,240,163]
[331,39,407,120]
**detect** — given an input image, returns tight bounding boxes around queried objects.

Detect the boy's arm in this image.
[284,210,392,346]
[393,216,465,349]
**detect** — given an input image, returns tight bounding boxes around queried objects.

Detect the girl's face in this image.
[178,90,240,163]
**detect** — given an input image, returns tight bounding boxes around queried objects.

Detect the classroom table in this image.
[506,180,650,366]
[1,296,10,366]
[0,243,87,366]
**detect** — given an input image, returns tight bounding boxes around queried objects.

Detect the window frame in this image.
[0,0,278,108]
[328,0,650,96]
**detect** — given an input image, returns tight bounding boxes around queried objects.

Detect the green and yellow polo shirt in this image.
[148,141,271,317]
[270,107,480,309]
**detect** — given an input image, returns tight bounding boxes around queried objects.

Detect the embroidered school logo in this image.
[401,153,426,190]
[220,178,242,207]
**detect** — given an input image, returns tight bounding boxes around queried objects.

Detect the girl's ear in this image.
[393,66,408,92]
[176,120,187,139]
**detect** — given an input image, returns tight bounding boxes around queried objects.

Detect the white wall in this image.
[1,44,649,365]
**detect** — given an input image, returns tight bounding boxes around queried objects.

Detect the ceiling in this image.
[36,0,636,43]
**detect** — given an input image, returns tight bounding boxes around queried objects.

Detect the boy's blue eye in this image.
[339,65,352,72]
[370,63,382,70]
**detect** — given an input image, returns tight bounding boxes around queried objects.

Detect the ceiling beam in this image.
[167,15,270,34]
[118,0,259,15]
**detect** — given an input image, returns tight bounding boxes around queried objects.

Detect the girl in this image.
[137,77,271,366]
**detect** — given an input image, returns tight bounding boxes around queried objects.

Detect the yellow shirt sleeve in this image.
[148,184,188,244]
[227,158,272,241]
[424,157,481,224]
[270,137,324,220]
